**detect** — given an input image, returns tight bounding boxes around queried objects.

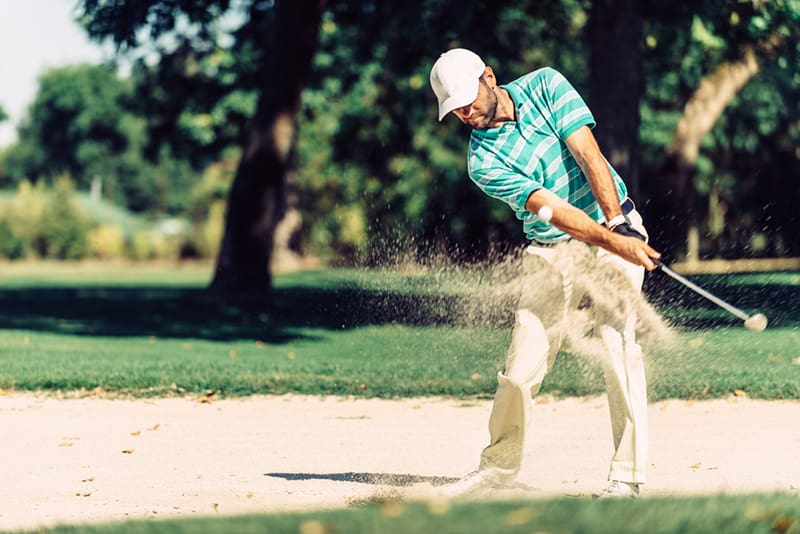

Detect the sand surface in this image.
[2,393,799,531]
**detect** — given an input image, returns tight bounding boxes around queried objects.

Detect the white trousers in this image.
[478,210,649,485]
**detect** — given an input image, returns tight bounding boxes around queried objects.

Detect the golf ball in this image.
[537,205,553,223]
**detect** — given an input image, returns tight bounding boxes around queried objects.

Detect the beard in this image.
[467,83,498,130]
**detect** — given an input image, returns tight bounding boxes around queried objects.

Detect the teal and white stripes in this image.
[467,67,627,243]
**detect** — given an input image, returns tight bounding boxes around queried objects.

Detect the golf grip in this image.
[655,261,750,322]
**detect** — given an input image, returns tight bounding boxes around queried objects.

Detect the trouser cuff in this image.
[609,462,646,484]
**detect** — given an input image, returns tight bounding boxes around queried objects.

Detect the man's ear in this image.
[482,66,496,86]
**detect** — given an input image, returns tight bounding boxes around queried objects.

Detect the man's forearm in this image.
[535,198,618,248]
[525,188,660,270]
[565,126,623,221]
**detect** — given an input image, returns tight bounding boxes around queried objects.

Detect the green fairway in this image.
[33,493,800,534]
[0,263,798,399]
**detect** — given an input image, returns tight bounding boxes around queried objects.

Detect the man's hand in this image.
[610,233,661,271]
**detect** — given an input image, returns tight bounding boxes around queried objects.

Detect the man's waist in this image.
[618,197,635,217]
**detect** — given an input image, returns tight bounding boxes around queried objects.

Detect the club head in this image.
[744,313,768,332]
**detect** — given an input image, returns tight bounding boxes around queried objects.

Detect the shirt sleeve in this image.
[541,67,595,139]
[467,149,540,214]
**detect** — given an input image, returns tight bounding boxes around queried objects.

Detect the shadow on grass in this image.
[264,471,458,487]
[0,272,796,342]
[0,284,513,342]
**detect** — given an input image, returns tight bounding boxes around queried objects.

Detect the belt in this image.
[531,197,635,248]
[620,197,635,215]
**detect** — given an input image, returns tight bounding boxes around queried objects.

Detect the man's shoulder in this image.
[507,66,561,90]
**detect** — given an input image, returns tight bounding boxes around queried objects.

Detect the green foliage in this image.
[79,0,232,49]
[0,64,164,214]
[0,218,26,259]
[87,224,126,259]
[186,147,238,257]
[0,102,7,123]
[0,181,46,257]
[33,178,91,260]
[0,180,196,261]
[4,65,132,184]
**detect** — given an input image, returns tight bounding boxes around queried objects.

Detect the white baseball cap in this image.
[429,48,486,121]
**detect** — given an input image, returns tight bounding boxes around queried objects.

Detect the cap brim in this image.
[437,85,480,122]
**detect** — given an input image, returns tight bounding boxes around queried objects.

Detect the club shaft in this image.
[657,263,750,321]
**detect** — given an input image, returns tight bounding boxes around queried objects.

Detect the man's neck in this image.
[488,88,516,128]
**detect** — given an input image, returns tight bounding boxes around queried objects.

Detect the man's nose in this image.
[454,104,471,119]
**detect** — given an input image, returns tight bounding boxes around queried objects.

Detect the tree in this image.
[80,0,325,294]
[642,1,800,261]
[588,0,644,199]
[210,0,324,292]
[0,103,7,123]
[1,64,158,210]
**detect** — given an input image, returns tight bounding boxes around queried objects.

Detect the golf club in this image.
[655,260,768,331]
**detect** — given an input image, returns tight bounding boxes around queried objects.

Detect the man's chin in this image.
[469,118,490,130]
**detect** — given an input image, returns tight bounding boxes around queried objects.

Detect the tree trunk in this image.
[588,0,644,199]
[649,47,759,261]
[210,0,325,294]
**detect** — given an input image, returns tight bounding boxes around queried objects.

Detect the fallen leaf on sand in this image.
[733,389,748,398]
[122,449,135,454]
[148,424,160,432]
[130,431,141,436]
[690,462,702,470]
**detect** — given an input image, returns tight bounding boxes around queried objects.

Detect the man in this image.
[429,48,662,498]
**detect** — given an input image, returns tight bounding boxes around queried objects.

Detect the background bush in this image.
[0,179,197,262]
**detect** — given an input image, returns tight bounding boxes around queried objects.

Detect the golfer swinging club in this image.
[430,48,662,498]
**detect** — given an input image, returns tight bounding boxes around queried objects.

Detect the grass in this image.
[31,493,800,534]
[0,262,798,399]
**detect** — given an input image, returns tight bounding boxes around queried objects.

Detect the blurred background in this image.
[0,0,798,294]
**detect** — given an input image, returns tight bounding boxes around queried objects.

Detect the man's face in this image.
[452,77,497,130]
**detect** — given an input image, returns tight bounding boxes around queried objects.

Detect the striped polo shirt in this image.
[467,67,627,243]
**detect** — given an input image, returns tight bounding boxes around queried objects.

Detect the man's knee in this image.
[505,310,550,384]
